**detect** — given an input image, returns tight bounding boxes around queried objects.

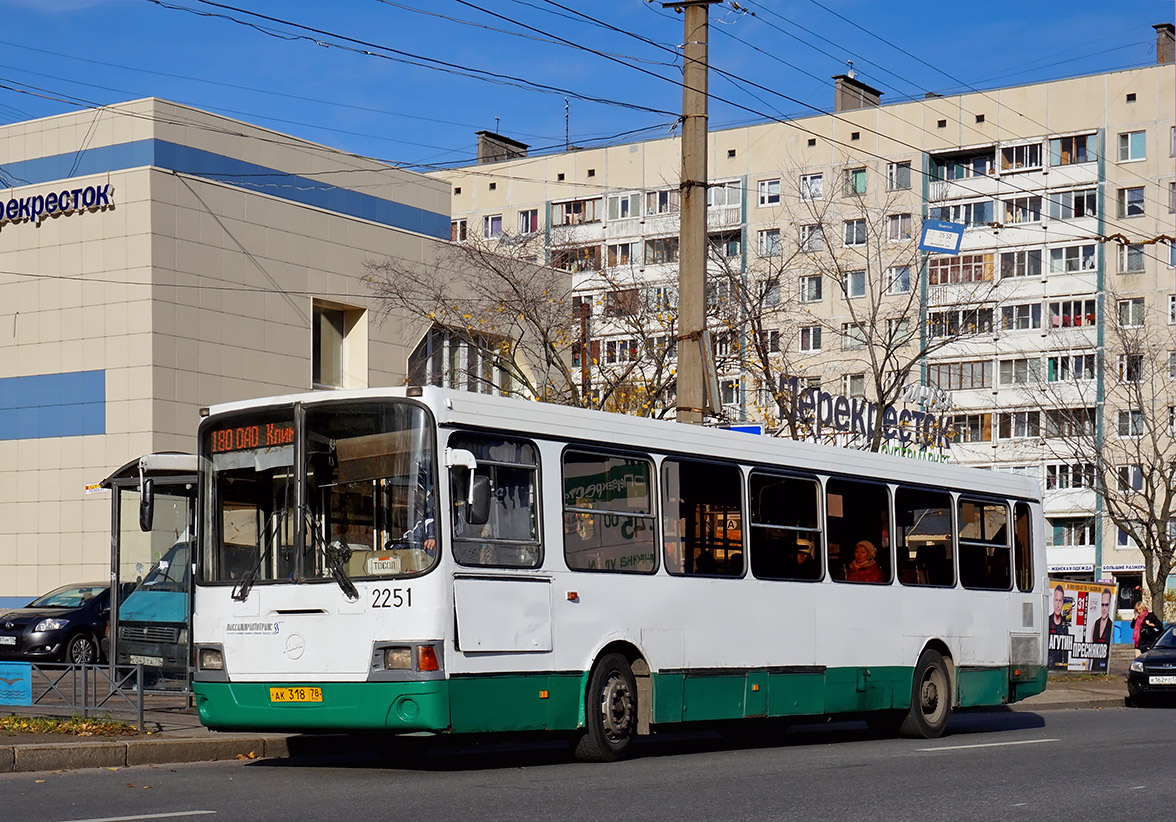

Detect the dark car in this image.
[0,582,110,665]
[1128,625,1176,706]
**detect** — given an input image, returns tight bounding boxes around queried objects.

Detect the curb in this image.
[1,734,287,774]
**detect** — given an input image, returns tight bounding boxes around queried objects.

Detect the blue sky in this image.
[0,1,1170,169]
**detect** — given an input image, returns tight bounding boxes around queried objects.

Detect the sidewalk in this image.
[1,648,1139,774]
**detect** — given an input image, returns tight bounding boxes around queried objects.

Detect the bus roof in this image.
[203,386,1041,502]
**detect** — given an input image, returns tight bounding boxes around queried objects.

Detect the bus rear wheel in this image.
[899,650,951,739]
[574,653,637,762]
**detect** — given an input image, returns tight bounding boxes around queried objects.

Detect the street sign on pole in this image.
[919,219,965,255]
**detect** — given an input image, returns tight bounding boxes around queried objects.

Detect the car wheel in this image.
[65,634,98,665]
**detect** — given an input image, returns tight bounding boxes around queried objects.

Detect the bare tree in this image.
[710,161,1001,450]
[365,232,584,404]
[1025,287,1176,615]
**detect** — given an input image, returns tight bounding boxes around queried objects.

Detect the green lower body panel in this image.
[194,681,452,733]
[194,662,1043,734]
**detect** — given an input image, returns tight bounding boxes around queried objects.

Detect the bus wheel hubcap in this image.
[600,674,633,741]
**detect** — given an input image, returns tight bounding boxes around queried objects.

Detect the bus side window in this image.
[1013,502,1033,592]
[662,458,743,577]
[562,450,657,574]
[749,471,822,582]
[895,486,954,587]
[958,497,1012,591]
[448,434,542,569]
[825,478,891,584]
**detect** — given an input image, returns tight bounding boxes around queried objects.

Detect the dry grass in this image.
[0,714,140,737]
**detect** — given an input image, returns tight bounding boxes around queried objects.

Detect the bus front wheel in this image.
[574,653,637,762]
[899,650,951,739]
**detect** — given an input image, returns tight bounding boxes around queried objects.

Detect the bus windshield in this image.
[199,401,438,594]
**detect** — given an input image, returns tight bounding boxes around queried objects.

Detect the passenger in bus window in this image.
[794,545,819,579]
[844,540,884,583]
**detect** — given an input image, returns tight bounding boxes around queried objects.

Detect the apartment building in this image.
[438,25,1175,603]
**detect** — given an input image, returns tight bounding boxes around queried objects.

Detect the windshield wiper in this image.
[304,509,359,602]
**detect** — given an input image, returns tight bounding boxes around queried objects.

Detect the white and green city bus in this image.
[191,386,1046,760]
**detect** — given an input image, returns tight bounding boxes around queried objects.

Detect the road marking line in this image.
[59,812,216,822]
[917,738,1060,752]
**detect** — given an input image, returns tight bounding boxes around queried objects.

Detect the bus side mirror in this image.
[467,476,491,526]
[139,478,155,532]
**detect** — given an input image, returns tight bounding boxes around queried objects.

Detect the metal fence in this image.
[23,663,146,731]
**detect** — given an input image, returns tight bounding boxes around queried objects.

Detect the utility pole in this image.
[665,0,719,425]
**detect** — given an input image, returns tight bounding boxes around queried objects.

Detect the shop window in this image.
[662,459,743,577]
[563,451,656,573]
[896,487,954,587]
[749,471,822,581]
[827,478,891,584]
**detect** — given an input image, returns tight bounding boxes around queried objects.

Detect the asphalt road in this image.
[4,707,1175,822]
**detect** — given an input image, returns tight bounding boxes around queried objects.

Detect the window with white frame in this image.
[1117,464,1143,492]
[799,275,822,303]
[1049,189,1097,220]
[1046,463,1095,490]
[1049,134,1092,166]
[1050,518,1096,547]
[552,198,601,225]
[929,200,994,227]
[844,167,867,196]
[886,265,911,294]
[1118,244,1145,273]
[764,282,781,306]
[842,322,866,350]
[1001,302,1042,331]
[1047,353,1096,382]
[1169,181,1175,214]
[1117,298,1145,327]
[999,358,1039,385]
[757,329,780,353]
[999,410,1040,439]
[949,413,991,443]
[934,150,993,179]
[646,189,680,215]
[1049,244,1096,274]
[707,180,741,209]
[757,228,782,256]
[1003,196,1042,224]
[1001,249,1043,278]
[886,161,911,191]
[1118,353,1143,383]
[996,465,1042,481]
[1117,526,1139,549]
[607,242,637,268]
[1118,187,1145,218]
[799,223,823,252]
[1045,407,1095,437]
[482,214,504,238]
[800,173,823,201]
[887,213,912,241]
[1117,410,1144,438]
[1048,298,1096,328]
[408,325,513,396]
[847,270,866,298]
[1118,130,1146,162]
[517,209,539,234]
[648,284,677,312]
[799,325,822,352]
[887,318,911,344]
[1000,143,1042,172]
[843,373,866,398]
[706,280,731,311]
[720,378,740,406]
[712,231,741,258]
[758,178,781,206]
[843,218,867,246]
[606,192,641,220]
[1170,294,1175,324]
[450,219,468,242]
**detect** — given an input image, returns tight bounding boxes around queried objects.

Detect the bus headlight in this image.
[383,647,413,670]
[199,647,224,671]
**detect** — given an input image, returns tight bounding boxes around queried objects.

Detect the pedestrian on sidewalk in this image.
[1132,602,1163,652]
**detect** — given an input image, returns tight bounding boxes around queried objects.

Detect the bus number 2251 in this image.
[371,588,412,608]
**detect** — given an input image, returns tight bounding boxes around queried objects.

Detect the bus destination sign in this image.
[210,422,295,454]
